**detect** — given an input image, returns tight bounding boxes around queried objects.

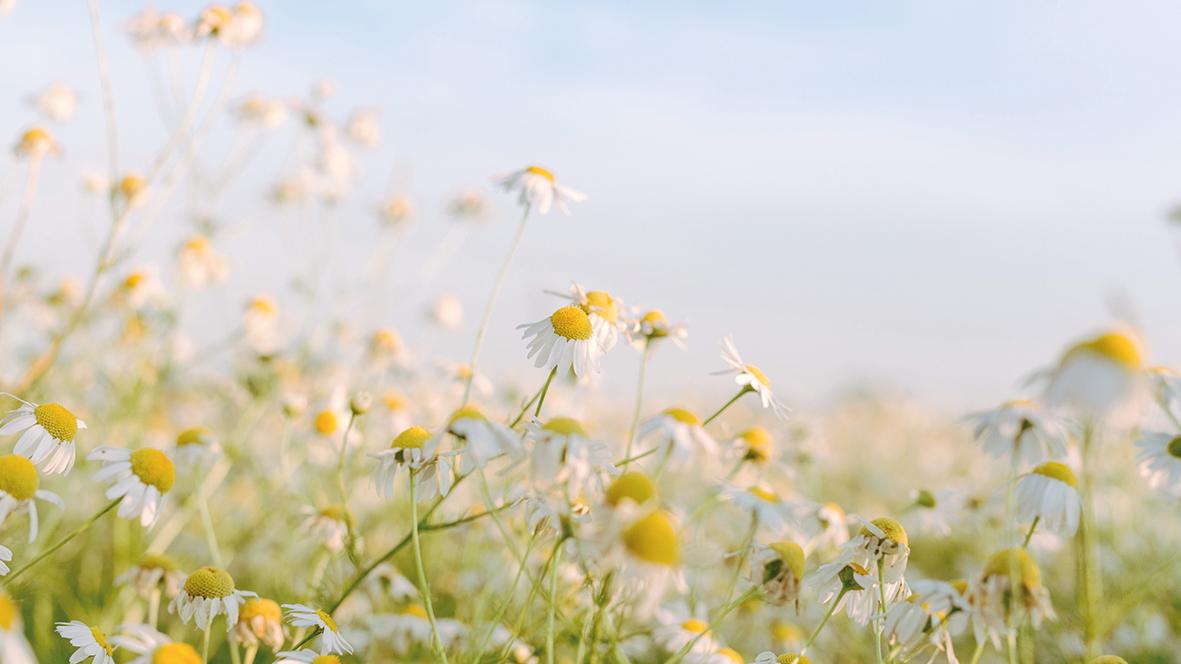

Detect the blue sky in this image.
[3,1,1181,410]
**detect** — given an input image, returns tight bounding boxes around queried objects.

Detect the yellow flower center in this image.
[119,174,146,199]
[122,271,147,290]
[778,655,811,664]
[383,392,407,411]
[314,410,339,435]
[372,328,400,352]
[1032,461,1078,488]
[312,657,342,664]
[681,618,708,633]
[861,517,909,547]
[183,566,235,599]
[772,621,804,642]
[748,486,780,503]
[182,235,209,253]
[34,403,78,441]
[0,593,16,630]
[392,426,431,449]
[248,296,277,316]
[402,603,429,619]
[739,427,773,462]
[582,290,619,324]
[605,472,656,506]
[90,626,114,655]
[449,406,487,426]
[717,648,744,663]
[549,306,593,341]
[138,553,178,571]
[1063,331,1143,370]
[239,598,281,621]
[176,427,212,447]
[0,455,38,501]
[542,417,587,437]
[662,407,700,426]
[152,642,201,664]
[316,609,339,632]
[984,548,1041,588]
[1168,436,1181,459]
[525,165,555,182]
[622,511,680,566]
[318,506,351,524]
[744,364,772,388]
[18,127,52,150]
[768,540,806,581]
[130,448,176,493]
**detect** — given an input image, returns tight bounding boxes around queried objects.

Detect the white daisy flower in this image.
[29,82,77,123]
[176,235,230,288]
[654,603,718,657]
[0,544,12,576]
[720,484,790,528]
[495,165,585,215]
[115,553,185,599]
[630,309,688,350]
[902,488,963,538]
[730,426,775,465]
[0,396,87,474]
[1015,461,1082,536]
[371,426,454,500]
[171,426,221,468]
[109,625,199,664]
[299,506,351,553]
[1045,330,1146,421]
[282,604,354,655]
[967,399,1070,466]
[1135,431,1181,497]
[519,305,603,378]
[638,407,718,463]
[13,127,62,159]
[365,605,467,655]
[524,417,617,499]
[747,540,806,607]
[243,295,281,354]
[715,336,789,419]
[169,566,256,631]
[809,517,910,626]
[231,597,285,650]
[753,653,809,664]
[883,579,969,660]
[549,282,627,352]
[88,446,175,527]
[967,549,1055,649]
[606,509,685,619]
[0,453,63,542]
[0,592,35,664]
[446,406,523,473]
[55,620,116,664]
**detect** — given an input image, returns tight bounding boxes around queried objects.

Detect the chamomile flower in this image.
[13,126,61,159]
[967,548,1055,648]
[1014,461,1081,536]
[371,425,454,500]
[810,517,910,626]
[365,604,467,655]
[232,597,285,650]
[732,426,775,464]
[525,417,616,499]
[549,282,627,352]
[883,580,969,659]
[0,592,34,663]
[176,235,230,287]
[0,397,87,474]
[55,621,116,664]
[1135,431,1181,497]
[631,309,688,350]
[519,305,603,378]
[446,406,523,473]
[109,625,199,664]
[721,484,790,527]
[496,165,585,215]
[172,427,220,467]
[1045,329,1147,420]
[605,471,658,508]
[236,93,288,129]
[902,488,961,538]
[0,454,62,542]
[430,294,464,329]
[967,399,1069,466]
[613,509,684,617]
[638,408,718,463]
[116,553,185,599]
[29,82,78,123]
[170,566,256,631]
[300,506,351,553]
[654,603,718,657]
[88,446,175,527]
[243,295,281,354]
[283,604,354,655]
[747,540,805,607]
[753,652,810,664]
[716,336,790,419]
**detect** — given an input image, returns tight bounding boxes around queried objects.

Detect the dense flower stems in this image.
[410,470,451,663]
[469,530,540,659]
[5,498,120,584]
[461,203,532,406]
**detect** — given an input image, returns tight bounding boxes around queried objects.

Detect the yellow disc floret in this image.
[1063,331,1143,370]
[392,426,431,449]
[662,407,701,426]
[1031,461,1078,488]
[90,626,114,656]
[769,540,806,581]
[549,306,593,341]
[402,603,429,619]
[176,427,212,447]
[314,410,339,435]
[34,403,79,441]
[239,597,281,621]
[0,455,39,501]
[681,618,708,633]
[984,548,1041,589]
[0,592,16,630]
[543,416,587,437]
[744,364,772,388]
[716,648,744,664]
[312,657,342,664]
[152,642,201,664]
[138,553,179,571]
[1088,657,1129,664]
[316,609,338,632]
[778,655,811,664]
[526,165,555,182]
[623,511,680,566]
[605,472,656,506]
[130,448,176,493]
[183,566,235,599]
[749,485,780,503]
[862,517,908,548]
[583,290,620,324]
[449,406,487,426]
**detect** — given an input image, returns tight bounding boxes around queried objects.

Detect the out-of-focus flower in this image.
[111,625,199,664]
[29,83,78,123]
[116,553,185,599]
[378,195,413,227]
[449,190,487,220]
[232,597,285,649]
[54,621,115,664]
[0,592,35,662]
[282,604,354,655]
[346,108,380,148]
[177,235,230,287]
[13,127,61,159]
[631,309,688,350]
[236,93,287,129]
[126,10,190,48]
[1045,329,1146,422]
[244,295,281,354]
[716,336,790,419]
[967,548,1055,648]
[371,426,453,500]
[1135,430,1181,497]
[430,294,463,329]
[638,407,717,463]
[1015,461,1081,536]
[967,399,1069,466]
[525,416,616,499]
[496,165,585,215]
[748,540,805,606]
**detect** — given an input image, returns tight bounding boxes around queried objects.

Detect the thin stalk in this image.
[201,626,211,664]
[666,587,759,664]
[534,367,558,419]
[1022,517,1040,549]
[621,343,651,470]
[546,539,565,664]
[335,412,361,563]
[196,488,223,567]
[410,471,450,664]
[703,387,752,426]
[802,588,847,653]
[1078,423,1102,658]
[6,498,119,583]
[874,559,887,664]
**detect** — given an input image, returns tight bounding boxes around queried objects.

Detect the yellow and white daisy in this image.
[1135,431,1181,497]
[654,603,719,658]
[125,10,191,50]
[172,426,221,469]
[429,294,463,329]
[54,620,116,664]
[109,625,200,664]
[13,126,61,159]
[169,566,256,631]
[495,165,585,215]
[274,650,342,663]
[116,553,185,599]
[176,235,230,287]
[630,309,688,350]
[519,305,603,378]
[346,108,381,148]
[88,446,175,527]
[716,336,790,419]
[446,406,523,473]
[809,517,910,626]
[243,295,281,354]
[0,454,62,542]
[1015,461,1082,536]
[282,604,354,655]
[0,592,35,663]
[365,605,467,655]
[525,417,617,499]
[0,397,87,474]
[549,282,627,352]
[1045,329,1147,421]
[231,597,285,650]
[967,399,1069,466]
[731,426,775,465]
[902,488,963,538]
[748,540,806,607]
[371,425,454,500]
[966,548,1055,648]
[236,93,288,129]
[449,189,487,220]
[299,506,351,553]
[720,484,790,528]
[29,82,78,123]
[638,407,718,463]
[883,580,967,661]
[608,509,684,618]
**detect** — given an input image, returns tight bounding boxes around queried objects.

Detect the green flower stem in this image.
[410,470,451,664]
[546,539,565,664]
[1022,516,1040,549]
[621,343,651,470]
[667,587,759,664]
[534,367,558,419]
[802,587,847,653]
[5,498,120,584]
[703,386,752,426]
